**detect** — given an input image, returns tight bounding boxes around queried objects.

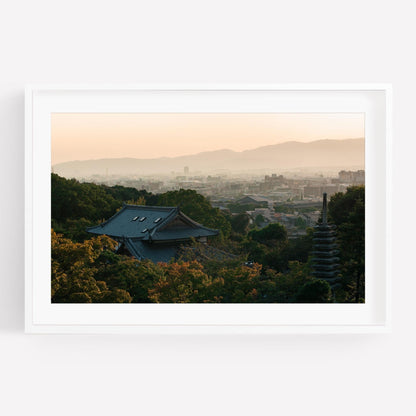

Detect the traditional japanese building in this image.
[311,193,340,285]
[87,204,219,263]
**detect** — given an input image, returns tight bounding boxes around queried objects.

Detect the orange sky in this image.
[51,113,364,165]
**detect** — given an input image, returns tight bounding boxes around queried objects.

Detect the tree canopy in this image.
[156,189,232,237]
[328,186,365,302]
[50,174,365,304]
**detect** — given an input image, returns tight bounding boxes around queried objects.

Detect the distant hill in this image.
[53,138,365,178]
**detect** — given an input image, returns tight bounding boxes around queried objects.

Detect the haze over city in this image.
[51,111,366,305]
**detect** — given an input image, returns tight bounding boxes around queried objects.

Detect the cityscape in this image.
[51,113,365,304]
[66,167,364,238]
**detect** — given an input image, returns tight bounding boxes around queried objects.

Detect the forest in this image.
[51,173,365,303]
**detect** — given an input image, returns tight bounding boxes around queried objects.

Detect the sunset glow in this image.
[51,113,364,165]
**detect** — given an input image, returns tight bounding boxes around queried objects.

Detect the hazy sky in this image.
[51,113,364,165]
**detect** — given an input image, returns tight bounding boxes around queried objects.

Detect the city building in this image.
[304,184,339,198]
[87,204,219,263]
[236,195,272,206]
[338,170,365,185]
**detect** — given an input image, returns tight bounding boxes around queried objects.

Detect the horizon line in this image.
[52,136,364,166]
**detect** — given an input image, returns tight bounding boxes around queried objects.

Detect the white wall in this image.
[0,1,413,415]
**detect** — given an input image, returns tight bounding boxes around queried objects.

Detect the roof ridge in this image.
[176,211,219,233]
[149,206,180,238]
[124,238,143,260]
[123,204,176,211]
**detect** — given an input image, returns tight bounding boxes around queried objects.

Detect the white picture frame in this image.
[25,84,392,334]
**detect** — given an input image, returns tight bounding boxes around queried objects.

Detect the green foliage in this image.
[101,288,133,303]
[287,228,314,263]
[156,189,232,237]
[249,223,287,246]
[51,228,320,304]
[328,186,364,227]
[294,216,307,229]
[295,279,332,303]
[103,184,154,204]
[50,174,365,304]
[240,239,267,264]
[236,223,289,272]
[52,174,120,222]
[254,214,265,227]
[94,253,163,303]
[255,261,311,302]
[51,218,95,242]
[214,263,263,303]
[52,175,231,240]
[51,173,156,223]
[51,229,132,303]
[230,213,251,234]
[148,261,212,303]
[329,186,365,302]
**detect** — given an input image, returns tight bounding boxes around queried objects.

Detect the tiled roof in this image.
[87,205,177,238]
[124,239,177,263]
[87,204,219,241]
[152,227,217,241]
[88,204,220,262]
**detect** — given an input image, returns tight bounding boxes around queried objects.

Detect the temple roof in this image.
[124,238,177,263]
[87,204,219,242]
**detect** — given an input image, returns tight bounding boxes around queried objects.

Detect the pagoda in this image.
[311,193,340,284]
[87,204,219,263]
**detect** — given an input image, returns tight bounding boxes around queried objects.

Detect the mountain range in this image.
[53,138,365,178]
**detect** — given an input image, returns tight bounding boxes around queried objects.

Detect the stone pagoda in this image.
[312,193,340,285]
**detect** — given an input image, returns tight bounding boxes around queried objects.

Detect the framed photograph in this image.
[25,85,391,333]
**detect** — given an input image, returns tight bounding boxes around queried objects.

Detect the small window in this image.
[139,217,146,222]
[142,228,148,233]
[154,217,162,223]
[132,216,139,221]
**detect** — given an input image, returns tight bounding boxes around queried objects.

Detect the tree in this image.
[101,288,132,303]
[286,228,314,263]
[328,186,365,302]
[294,216,307,229]
[51,173,156,226]
[249,223,287,247]
[157,189,232,237]
[148,261,216,303]
[51,173,121,222]
[51,229,132,303]
[254,214,265,227]
[215,263,262,303]
[295,279,332,303]
[103,184,153,204]
[94,253,163,303]
[230,213,250,234]
[244,223,289,271]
